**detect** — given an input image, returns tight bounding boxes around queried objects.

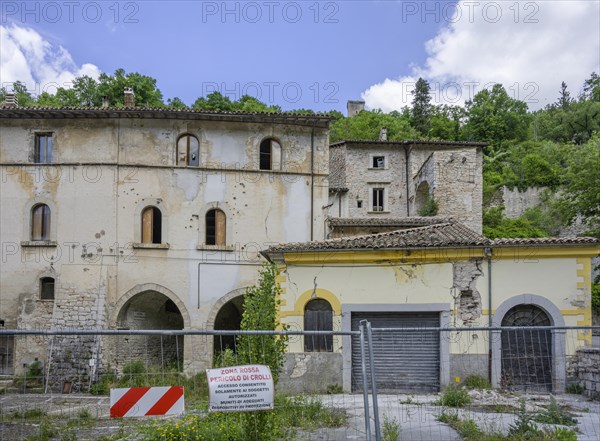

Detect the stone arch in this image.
[293,288,342,316]
[414,181,432,215]
[491,294,565,392]
[206,287,249,331]
[111,283,191,329]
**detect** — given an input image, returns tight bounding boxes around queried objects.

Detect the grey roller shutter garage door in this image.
[351,312,440,393]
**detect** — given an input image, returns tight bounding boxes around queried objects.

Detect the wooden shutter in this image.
[215,210,226,246]
[142,208,153,243]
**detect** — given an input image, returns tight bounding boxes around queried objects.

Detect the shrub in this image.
[439,385,471,407]
[534,395,577,426]
[382,414,401,441]
[462,375,492,390]
[508,399,540,439]
[417,194,438,216]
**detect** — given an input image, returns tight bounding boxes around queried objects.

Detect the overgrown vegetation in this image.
[141,395,346,441]
[533,395,578,426]
[461,375,492,390]
[417,194,439,217]
[437,384,471,407]
[437,402,578,441]
[382,413,401,441]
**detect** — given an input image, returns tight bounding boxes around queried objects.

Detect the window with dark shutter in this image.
[304,299,333,352]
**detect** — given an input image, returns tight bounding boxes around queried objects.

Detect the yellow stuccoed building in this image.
[263,222,599,394]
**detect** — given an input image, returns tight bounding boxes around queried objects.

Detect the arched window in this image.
[304,299,333,352]
[177,134,199,167]
[259,138,281,170]
[40,277,55,300]
[206,209,226,246]
[31,204,51,241]
[141,206,162,244]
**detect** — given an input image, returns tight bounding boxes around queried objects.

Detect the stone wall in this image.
[278,352,342,394]
[572,348,600,398]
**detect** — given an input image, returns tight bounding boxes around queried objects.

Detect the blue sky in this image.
[1,1,599,112]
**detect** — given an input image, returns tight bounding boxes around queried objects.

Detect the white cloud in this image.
[363,1,600,111]
[0,24,100,95]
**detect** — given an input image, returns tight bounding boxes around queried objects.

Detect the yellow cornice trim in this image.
[282,246,599,264]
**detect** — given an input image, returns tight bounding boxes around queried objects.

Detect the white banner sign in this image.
[206,364,274,412]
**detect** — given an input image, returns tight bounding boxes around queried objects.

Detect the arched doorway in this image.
[501,304,552,391]
[116,291,185,370]
[213,296,244,354]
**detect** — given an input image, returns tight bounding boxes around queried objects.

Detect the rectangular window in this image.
[34,134,53,163]
[372,188,384,211]
[372,156,385,169]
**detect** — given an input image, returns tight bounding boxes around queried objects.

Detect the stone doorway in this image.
[213,295,244,355]
[116,291,185,370]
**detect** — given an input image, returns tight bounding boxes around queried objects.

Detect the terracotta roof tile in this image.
[328,217,452,227]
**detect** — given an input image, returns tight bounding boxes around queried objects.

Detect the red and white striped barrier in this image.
[110,386,184,418]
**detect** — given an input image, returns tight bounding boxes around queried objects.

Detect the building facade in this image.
[0,104,331,380]
[264,224,599,394]
[328,140,485,233]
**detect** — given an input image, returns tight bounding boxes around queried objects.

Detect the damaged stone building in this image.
[0,95,330,384]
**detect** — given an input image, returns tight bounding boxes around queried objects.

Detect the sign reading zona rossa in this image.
[206,364,274,412]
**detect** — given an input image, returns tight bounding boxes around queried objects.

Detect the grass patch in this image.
[461,375,492,390]
[382,413,400,441]
[8,408,47,419]
[89,362,209,405]
[438,384,471,407]
[142,395,347,441]
[533,395,577,426]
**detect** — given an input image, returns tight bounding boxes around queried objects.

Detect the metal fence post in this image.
[359,322,372,441]
[366,321,381,441]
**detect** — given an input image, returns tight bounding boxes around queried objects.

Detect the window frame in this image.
[141,206,162,244]
[205,208,226,246]
[371,155,386,169]
[304,299,333,352]
[40,277,55,301]
[31,204,51,241]
[371,187,385,212]
[177,134,200,167]
[34,133,53,163]
[259,138,281,171]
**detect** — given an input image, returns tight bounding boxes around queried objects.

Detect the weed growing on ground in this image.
[382,413,401,441]
[534,395,577,426]
[438,384,471,407]
[566,383,584,394]
[462,375,492,390]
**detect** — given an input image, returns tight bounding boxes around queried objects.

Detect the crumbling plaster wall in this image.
[0,116,330,374]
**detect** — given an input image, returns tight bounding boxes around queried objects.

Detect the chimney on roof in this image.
[124,88,135,107]
[347,100,365,117]
[2,93,18,107]
[101,95,110,108]
[379,127,388,141]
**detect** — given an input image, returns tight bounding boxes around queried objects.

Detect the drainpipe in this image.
[310,125,315,241]
[404,146,410,216]
[485,246,493,383]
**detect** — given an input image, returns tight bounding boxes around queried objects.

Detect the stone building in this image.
[327,138,485,234]
[0,97,331,382]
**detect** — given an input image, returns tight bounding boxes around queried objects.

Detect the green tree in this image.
[96,68,164,107]
[166,97,188,109]
[236,263,288,440]
[237,263,287,384]
[560,135,600,224]
[557,81,572,109]
[463,84,530,152]
[329,109,418,142]
[410,77,432,135]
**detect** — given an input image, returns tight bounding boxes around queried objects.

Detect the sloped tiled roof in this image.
[264,222,600,256]
[328,217,452,228]
[491,237,600,246]
[265,222,490,254]
[329,140,487,148]
[0,106,332,126]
